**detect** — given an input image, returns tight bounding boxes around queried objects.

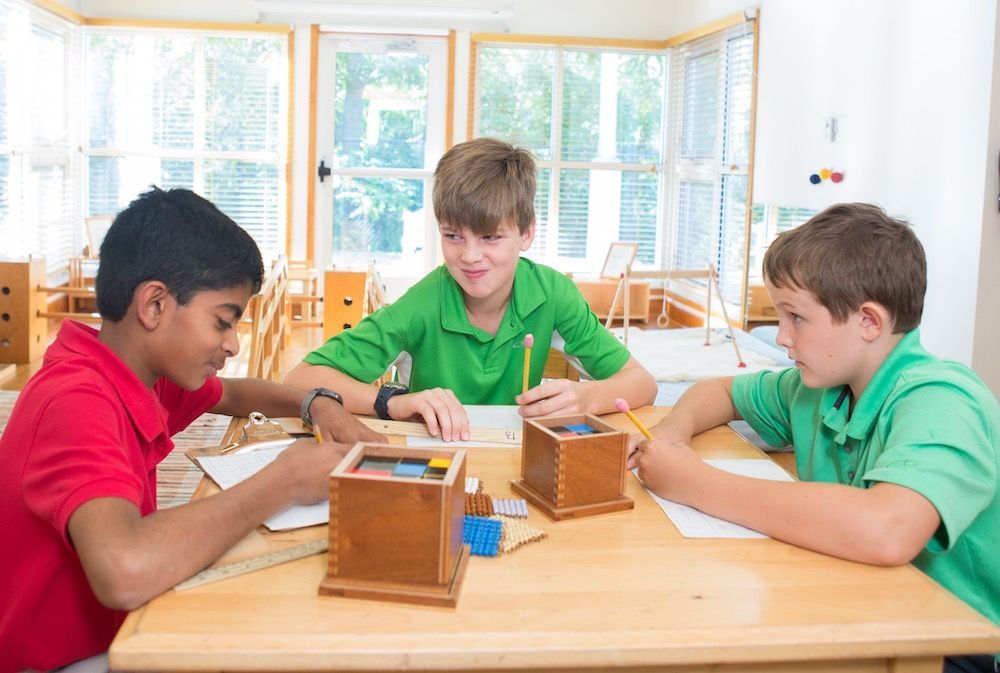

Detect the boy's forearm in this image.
[284,362,379,415]
[214,377,303,418]
[71,464,298,610]
[681,465,938,566]
[588,358,657,414]
[652,378,739,442]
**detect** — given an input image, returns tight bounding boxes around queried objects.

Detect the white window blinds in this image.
[0,0,79,280]
[667,20,754,305]
[474,42,666,270]
[85,29,287,259]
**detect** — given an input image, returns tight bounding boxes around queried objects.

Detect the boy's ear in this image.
[133,280,172,331]
[858,301,892,341]
[519,219,536,251]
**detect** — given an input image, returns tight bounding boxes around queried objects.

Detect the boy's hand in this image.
[516,379,595,417]
[629,438,702,499]
[309,396,387,444]
[387,388,469,442]
[270,438,354,504]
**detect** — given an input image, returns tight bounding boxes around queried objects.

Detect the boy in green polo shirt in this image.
[286,138,657,441]
[630,203,999,673]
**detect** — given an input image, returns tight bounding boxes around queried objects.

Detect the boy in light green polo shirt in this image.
[631,203,999,673]
[286,138,657,441]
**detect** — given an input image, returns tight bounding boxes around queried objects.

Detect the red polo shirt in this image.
[0,321,222,673]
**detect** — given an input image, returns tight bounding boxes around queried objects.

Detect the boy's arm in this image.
[285,362,469,442]
[632,439,940,566]
[516,356,657,417]
[649,377,741,443]
[212,377,385,444]
[68,438,351,610]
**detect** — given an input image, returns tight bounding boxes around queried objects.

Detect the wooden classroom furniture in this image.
[0,259,47,364]
[288,260,321,328]
[110,407,1000,673]
[323,268,368,339]
[574,277,651,322]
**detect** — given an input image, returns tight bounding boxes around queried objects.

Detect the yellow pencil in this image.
[313,426,323,443]
[522,333,534,394]
[615,398,653,440]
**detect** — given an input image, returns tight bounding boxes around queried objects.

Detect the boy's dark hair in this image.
[96,187,264,321]
[763,202,925,333]
[432,137,536,235]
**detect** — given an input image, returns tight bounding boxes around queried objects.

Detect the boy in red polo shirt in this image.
[0,188,383,673]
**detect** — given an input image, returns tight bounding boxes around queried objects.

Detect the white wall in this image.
[752,0,1000,393]
[973,3,1000,394]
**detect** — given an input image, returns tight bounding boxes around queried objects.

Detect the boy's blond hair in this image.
[433,137,536,234]
[763,202,925,333]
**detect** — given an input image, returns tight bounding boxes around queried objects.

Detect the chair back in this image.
[245,256,289,381]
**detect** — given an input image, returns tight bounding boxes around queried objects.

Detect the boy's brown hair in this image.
[432,137,536,234]
[763,202,925,333]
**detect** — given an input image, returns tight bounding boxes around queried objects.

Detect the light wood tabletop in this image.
[110,408,1000,673]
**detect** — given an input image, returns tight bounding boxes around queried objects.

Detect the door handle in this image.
[318,160,331,183]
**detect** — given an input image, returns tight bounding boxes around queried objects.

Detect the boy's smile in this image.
[155,284,253,390]
[440,220,535,313]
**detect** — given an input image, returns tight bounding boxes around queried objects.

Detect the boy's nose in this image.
[223,329,239,357]
[461,242,483,263]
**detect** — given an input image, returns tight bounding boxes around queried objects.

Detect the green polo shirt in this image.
[304,258,630,405]
[732,329,1000,636]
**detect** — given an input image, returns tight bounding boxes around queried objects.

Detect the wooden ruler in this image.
[357,417,521,445]
[174,538,329,592]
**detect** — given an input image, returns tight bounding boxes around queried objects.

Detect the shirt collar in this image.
[820,329,930,443]
[50,320,169,443]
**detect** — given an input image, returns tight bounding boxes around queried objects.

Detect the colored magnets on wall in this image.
[809,168,845,185]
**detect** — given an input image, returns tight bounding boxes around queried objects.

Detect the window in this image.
[317,34,448,277]
[0,0,79,281]
[473,41,666,270]
[746,203,817,284]
[85,29,288,258]
[667,20,755,305]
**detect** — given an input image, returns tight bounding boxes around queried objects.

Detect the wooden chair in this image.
[244,257,290,381]
[287,259,321,329]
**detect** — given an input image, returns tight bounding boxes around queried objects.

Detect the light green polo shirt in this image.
[304,258,630,405]
[732,329,1000,636]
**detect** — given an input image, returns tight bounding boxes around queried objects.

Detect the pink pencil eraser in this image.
[524,333,534,347]
[615,398,629,413]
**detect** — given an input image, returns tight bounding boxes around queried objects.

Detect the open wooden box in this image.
[318,443,469,607]
[510,414,632,521]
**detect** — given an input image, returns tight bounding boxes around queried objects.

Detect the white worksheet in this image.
[640,459,794,539]
[194,439,327,531]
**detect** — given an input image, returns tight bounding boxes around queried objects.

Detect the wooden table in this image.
[110,408,1000,672]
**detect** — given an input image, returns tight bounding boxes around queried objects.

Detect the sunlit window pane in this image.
[476,46,553,160]
[334,47,428,169]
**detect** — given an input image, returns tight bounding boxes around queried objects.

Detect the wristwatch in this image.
[374,382,409,420]
[299,387,343,427]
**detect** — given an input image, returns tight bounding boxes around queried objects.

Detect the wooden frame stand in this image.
[319,443,469,607]
[0,258,47,365]
[510,414,632,521]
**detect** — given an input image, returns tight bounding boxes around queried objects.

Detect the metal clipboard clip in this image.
[219,412,291,454]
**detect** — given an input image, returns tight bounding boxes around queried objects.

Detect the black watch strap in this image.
[300,387,343,427]
[374,383,408,420]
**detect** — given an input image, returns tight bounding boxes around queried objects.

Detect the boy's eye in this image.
[482,234,501,242]
[217,318,234,331]
[791,313,803,323]
[443,232,461,241]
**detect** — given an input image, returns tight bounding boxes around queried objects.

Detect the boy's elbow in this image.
[87,550,155,611]
[853,519,925,567]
